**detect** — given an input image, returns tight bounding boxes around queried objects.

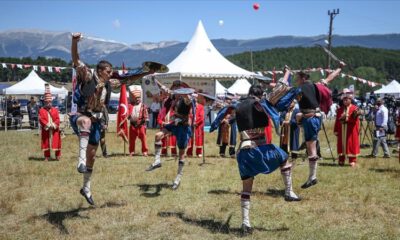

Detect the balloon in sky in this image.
[253,3,260,10]
[219,20,224,26]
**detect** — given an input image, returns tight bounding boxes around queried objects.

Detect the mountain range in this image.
[1,29,399,67]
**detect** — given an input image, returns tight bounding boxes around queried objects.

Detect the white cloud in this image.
[113,19,121,29]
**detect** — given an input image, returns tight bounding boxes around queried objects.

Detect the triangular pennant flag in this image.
[11,64,15,69]
[1,63,6,68]
[24,64,31,68]
[17,64,23,69]
[40,66,46,72]
[55,67,61,73]
[47,66,53,72]
[33,65,38,71]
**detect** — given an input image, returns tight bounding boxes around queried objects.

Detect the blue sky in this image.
[1,0,399,44]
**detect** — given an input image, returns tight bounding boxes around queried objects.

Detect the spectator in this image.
[333,89,361,167]
[128,89,149,157]
[11,97,22,129]
[150,96,161,128]
[367,98,390,158]
[39,85,61,161]
[27,97,39,129]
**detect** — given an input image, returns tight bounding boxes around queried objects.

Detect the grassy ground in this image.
[0,120,400,239]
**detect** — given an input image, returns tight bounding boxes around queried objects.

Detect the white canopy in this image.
[227,79,251,95]
[154,21,258,80]
[374,80,400,97]
[3,70,68,96]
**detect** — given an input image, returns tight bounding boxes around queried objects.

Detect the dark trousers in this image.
[152,112,159,128]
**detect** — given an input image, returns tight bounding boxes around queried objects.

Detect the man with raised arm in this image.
[295,62,345,188]
[146,80,195,190]
[70,33,157,205]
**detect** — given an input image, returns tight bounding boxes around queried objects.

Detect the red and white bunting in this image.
[263,67,382,87]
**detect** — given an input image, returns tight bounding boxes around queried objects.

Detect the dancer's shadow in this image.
[40,201,127,234]
[208,189,285,199]
[319,162,341,167]
[369,168,400,174]
[28,156,47,161]
[158,211,288,237]
[121,183,172,197]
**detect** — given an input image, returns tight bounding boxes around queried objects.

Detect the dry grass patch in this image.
[0,122,400,239]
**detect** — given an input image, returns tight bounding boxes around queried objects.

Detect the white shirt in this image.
[150,102,160,113]
[375,104,388,127]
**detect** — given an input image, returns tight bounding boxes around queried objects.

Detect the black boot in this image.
[219,144,227,157]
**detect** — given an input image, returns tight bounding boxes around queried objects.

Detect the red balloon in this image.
[253,3,260,10]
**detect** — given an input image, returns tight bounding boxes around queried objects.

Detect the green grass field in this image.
[0,121,399,239]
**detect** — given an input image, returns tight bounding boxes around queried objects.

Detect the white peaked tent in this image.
[227,79,252,95]
[157,21,257,79]
[3,70,68,96]
[374,80,400,98]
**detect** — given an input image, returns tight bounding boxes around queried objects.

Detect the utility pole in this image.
[327,8,340,69]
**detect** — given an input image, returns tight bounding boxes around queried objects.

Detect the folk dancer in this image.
[39,84,61,161]
[212,85,301,234]
[333,89,361,167]
[186,100,205,157]
[146,80,195,190]
[128,88,149,156]
[295,62,345,188]
[70,32,159,205]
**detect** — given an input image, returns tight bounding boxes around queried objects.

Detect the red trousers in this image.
[129,125,148,154]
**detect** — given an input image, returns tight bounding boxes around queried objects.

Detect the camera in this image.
[383,95,400,109]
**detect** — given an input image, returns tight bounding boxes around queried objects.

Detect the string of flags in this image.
[1,61,382,87]
[262,67,382,87]
[0,62,133,76]
[0,62,71,73]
